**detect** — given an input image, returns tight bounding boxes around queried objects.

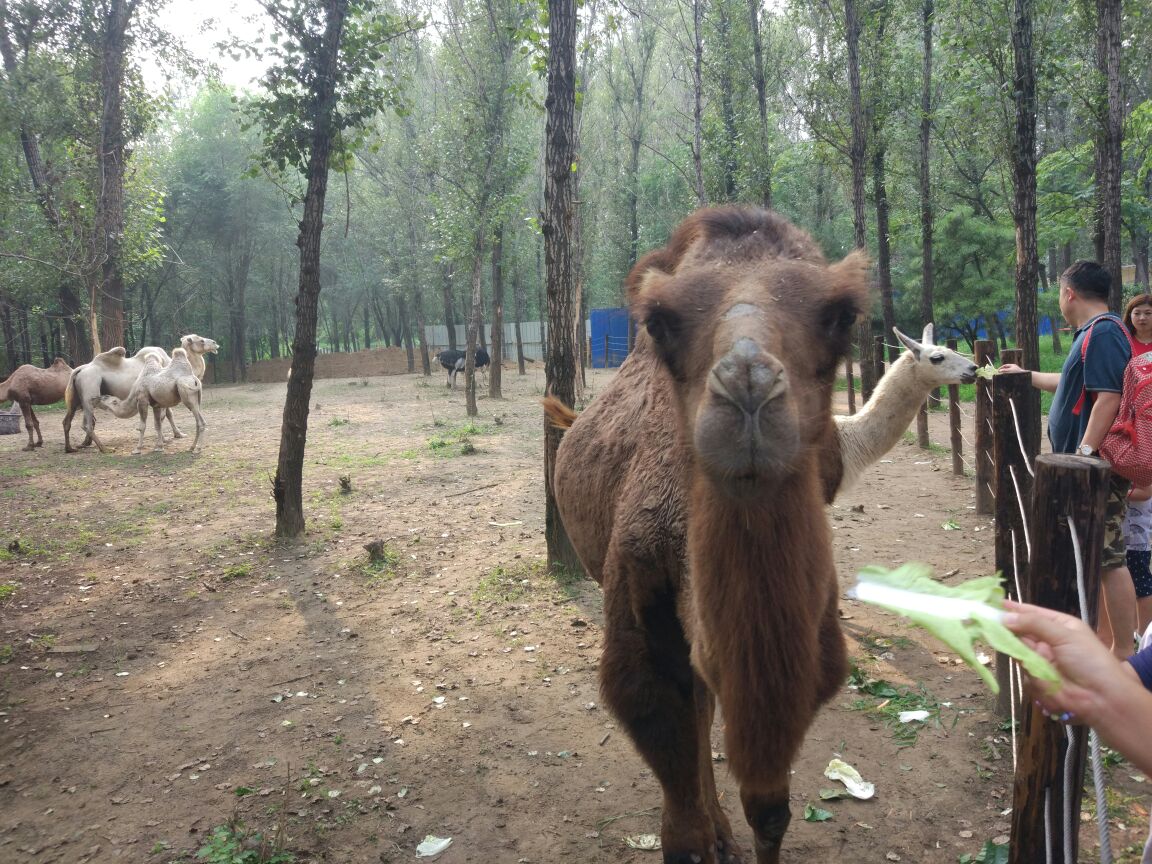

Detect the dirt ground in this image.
[0,365,1148,863]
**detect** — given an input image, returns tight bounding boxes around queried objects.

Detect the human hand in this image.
[999,363,1025,374]
[1001,600,1121,725]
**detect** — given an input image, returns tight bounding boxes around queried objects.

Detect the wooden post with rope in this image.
[947,339,964,476]
[991,370,1039,716]
[1008,453,1109,864]
[974,339,995,515]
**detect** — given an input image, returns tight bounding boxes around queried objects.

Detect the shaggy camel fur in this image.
[830,324,976,497]
[545,206,869,864]
[63,334,218,453]
[97,348,205,454]
[0,358,72,451]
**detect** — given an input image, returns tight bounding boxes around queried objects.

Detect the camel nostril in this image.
[709,342,788,415]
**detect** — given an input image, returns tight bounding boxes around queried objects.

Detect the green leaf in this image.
[803,803,834,822]
[849,563,1060,694]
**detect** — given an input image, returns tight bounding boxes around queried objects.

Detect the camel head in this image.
[893,324,978,386]
[181,334,219,356]
[629,207,870,495]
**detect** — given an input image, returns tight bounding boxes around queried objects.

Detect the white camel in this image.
[63,334,218,453]
[833,324,977,495]
[97,348,206,454]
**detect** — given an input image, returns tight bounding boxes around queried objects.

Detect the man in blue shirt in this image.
[1002,260,1136,658]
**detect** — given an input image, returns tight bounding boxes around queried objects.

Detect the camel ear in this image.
[894,327,923,360]
[921,323,935,347]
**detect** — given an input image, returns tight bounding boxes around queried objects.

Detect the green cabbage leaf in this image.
[848,563,1060,693]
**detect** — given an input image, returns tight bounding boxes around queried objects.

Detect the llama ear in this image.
[921,323,935,347]
[893,327,923,359]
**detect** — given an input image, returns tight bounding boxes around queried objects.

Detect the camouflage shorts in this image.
[1103,474,1131,571]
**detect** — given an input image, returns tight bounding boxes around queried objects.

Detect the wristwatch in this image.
[1077,443,1096,456]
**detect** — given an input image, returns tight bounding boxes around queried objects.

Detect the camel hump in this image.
[94,346,128,364]
[542,396,578,430]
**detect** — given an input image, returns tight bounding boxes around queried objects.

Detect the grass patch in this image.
[858,632,913,654]
[426,421,486,457]
[360,541,401,581]
[0,644,13,664]
[846,663,951,746]
[328,417,350,427]
[473,562,541,604]
[0,582,18,603]
[221,562,254,582]
[193,816,294,863]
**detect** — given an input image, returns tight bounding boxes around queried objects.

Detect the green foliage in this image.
[194,817,294,864]
[958,839,1009,864]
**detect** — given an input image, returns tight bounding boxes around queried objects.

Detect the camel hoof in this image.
[173,431,186,439]
[21,445,34,452]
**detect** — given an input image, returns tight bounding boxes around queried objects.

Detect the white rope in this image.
[1068,519,1114,864]
[1008,397,1036,478]
[1009,466,1033,563]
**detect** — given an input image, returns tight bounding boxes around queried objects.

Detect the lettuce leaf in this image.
[847,563,1060,693]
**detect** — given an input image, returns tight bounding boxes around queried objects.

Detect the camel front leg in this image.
[599,577,744,864]
[18,402,37,450]
[739,784,792,864]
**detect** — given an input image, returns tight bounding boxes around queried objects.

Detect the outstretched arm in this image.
[1000,364,1060,393]
[1004,600,1152,776]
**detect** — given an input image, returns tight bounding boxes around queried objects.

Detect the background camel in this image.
[830,324,977,497]
[63,334,218,453]
[97,348,206,454]
[545,206,869,864]
[0,358,72,451]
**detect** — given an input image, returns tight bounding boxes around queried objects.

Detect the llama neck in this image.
[834,350,928,493]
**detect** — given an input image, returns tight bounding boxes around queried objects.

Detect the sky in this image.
[147,0,269,91]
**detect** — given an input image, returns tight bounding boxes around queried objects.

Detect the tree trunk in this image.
[690,0,705,205]
[398,294,415,373]
[464,227,485,418]
[544,0,582,573]
[441,262,457,350]
[490,222,504,399]
[1095,0,1123,312]
[513,251,526,375]
[273,0,347,538]
[845,0,873,401]
[1011,0,1040,373]
[873,136,896,363]
[747,0,772,208]
[94,0,135,354]
[919,0,935,354]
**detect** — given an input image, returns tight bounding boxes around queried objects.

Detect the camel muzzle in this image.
[707,338,788,417]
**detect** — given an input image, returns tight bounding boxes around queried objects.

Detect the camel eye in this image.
[645,307,680,348]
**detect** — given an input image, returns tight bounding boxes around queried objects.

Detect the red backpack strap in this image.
[1072,314,1126,417]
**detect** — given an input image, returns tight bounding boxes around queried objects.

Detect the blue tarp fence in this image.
[590,307,631,368]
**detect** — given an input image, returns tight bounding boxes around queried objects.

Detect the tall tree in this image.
[543,0,581,572]
[92,0,140,352]
[254,0,415,537]
[1095,0,1123,310]
[845,0,873,402]
[1010,0,1039,372]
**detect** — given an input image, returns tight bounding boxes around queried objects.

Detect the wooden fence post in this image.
[844,356,856,416]
[948,339,964,475]
[1009,454,1109,864]
[1001,348,1023,367]
[974,339,995,515]
[992,370,1039,714]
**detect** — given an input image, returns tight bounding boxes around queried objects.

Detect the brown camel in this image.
[0,358,73,451]
[544,206,869,864]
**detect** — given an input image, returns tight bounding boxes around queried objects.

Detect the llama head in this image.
[893,325,978,385]
[629,207,870,495]
[181,334,219,355]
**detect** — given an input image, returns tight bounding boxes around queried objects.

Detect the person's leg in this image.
[1101,478,1137,658]
[1129,549,1152,634]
